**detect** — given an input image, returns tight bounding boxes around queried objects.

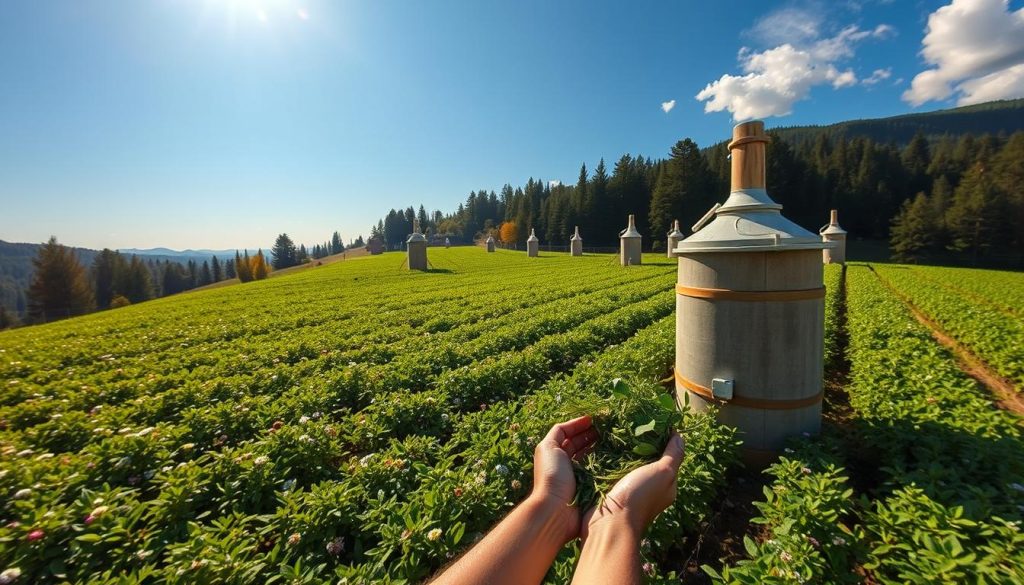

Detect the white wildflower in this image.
[427,528,443,542]
[0,567,22,584]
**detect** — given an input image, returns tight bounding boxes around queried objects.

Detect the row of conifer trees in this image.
[8,239,276,326]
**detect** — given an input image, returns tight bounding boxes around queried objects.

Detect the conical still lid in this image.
[820,209,847,236]
[667,219,684,238]
[620,214,641,238]
[676,121,827,253]
[571,226,582,241]
[527,228,539,242]
[407,219,426,243]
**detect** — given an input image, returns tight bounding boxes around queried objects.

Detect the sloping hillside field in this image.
[1,250,1022,583]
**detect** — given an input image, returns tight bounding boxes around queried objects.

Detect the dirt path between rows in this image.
[870,266,1024,417]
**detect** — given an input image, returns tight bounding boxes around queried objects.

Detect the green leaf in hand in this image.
[632,442,658,456]
[634,419,657,437]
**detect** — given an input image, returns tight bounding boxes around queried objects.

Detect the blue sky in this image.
[1,0,1022,250]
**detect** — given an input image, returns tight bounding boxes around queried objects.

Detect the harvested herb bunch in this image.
[557,378,683,510]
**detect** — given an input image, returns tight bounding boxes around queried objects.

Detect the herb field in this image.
[1,250,1022,584]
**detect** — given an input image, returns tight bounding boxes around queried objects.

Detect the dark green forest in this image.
[373,100,1024,267]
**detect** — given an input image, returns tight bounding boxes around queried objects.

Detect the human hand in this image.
[580,432,685,542]
[530,415,599,543]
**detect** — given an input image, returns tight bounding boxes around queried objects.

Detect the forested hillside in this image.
[373,100,1024,268]
[771,98,1024,147]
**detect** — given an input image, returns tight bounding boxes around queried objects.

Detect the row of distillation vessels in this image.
[400,121,848,464]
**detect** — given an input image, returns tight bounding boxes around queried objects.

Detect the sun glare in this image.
[208,0,310,26]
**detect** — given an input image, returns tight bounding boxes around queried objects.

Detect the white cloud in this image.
[904,0,1024,106]
[746,6,824,45]
[862,67,893,85]
[661,100,676,113]
[695,24,892,120]
[833,69,858,88]
[548,180,562,188]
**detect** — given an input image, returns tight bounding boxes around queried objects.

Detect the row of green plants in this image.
[1,250,697,582]
[822,264,843,371]
[0,310,734,583]
[0,256,656,407]
[1,271,670,452]
[913,265,1024,319]
[875,265,1024,387]
[712,264,1024,584]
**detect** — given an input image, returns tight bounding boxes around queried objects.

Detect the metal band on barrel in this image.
[674,370,822,410]
[675,285,825,302]
[726,134,772,150]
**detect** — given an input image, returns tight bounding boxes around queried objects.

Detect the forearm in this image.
[572,519,641,585]
[431,495,570,585]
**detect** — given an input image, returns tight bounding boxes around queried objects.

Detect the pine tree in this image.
[225,255,237,279]
[199,260,212,286]
[27,237,95,322]
[271,234,298,269]
[91,249,128,310]
[211,256,223,281]
[161,262,190,295]
[946,162,1007,262]
[331,232,343,255]
[125,256,154,303]
[902,131,931,197]
[187,260,198,289]
[418,205,429,234]
[590,159,610,244]
[236,251,254,283]
[991,131,1024,253]
[649,139,713,246]
[890,192,937,263]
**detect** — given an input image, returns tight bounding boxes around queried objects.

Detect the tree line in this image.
[0,228,367,329]
[271,231,366,269]
[371,130,1023,265]
[13,238,260,326]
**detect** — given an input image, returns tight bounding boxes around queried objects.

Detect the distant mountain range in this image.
[766,98,1024,147]
[118,247,253,258]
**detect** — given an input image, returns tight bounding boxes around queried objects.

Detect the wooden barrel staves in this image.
[407,220,428,271]
[673,120,833,464]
